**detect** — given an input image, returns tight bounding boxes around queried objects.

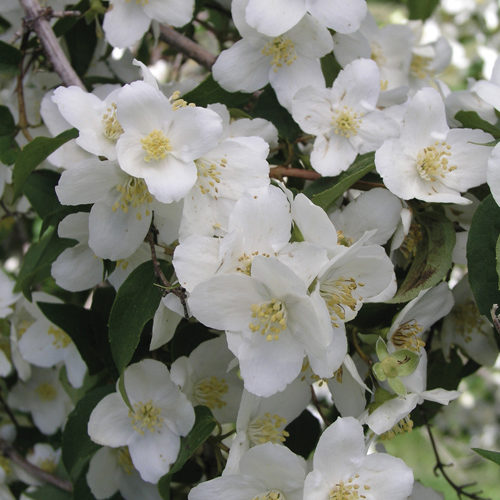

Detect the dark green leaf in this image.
[496,234,500,290]
[0,105,15,135]
[53,0,89,37]
[0,134,19,165]
[37,302,103,374]
[23,170,61,219]
[467,194,500,316]
[407,0,440,20]
[309,153,375,211]
[389,209,455,303]
[25,485,71,500]
[109,260,171,372]
[13,128,78,199]
[14,227,76,299]
[455,111,500,139]
[182,74,251,108]
[64,15,97,77]
[170,319,217,362]
[0,40,21,73]
[62,384,114,480]
[320,53,341,87]
[158,406,216,499]
[473,448,500,466]
[72,466,98,500]
[284,409,321,459]
[252,86,301,141]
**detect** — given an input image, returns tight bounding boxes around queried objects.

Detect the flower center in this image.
[36,383,57,401]
[39,458,57,473]
[112,176,153,221]
[451,300,490,342]
[101,103,124,140]
[400,223,423,260]
[47,325,71,349]
[370,42,386,66]
[410,54,432,79]
[236,251,272,275]
[141,129,172,162]
[249,299,287,341]
[320,277,364,327]
[253,491,287,500]
[129,400,164,435]
[329,475,371,499]
[332,107,362,138]
[416,141,456,182]
[336,230,353,247]
[194,376,229,409]
[117,447,134,475]
[380,415,414,441]
[262,36,297,70]
[248,413,289,445]
[195,157,227,198]
[391,320,425,352]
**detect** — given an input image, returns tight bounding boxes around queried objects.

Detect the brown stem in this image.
[269,166,321,180]
[0,438,73,492]
[18,0,85,89]
[146,231,189,319]
[425,420,489,500]
[16,34,34,142]
[159,25,216,70]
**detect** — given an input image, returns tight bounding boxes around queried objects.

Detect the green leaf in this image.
[0,134,19,165]
[62,384,114,480]
[389,209,455,303]
[14,227,76,299]
[455,111,500,139]
[23,170,61,219]
[473,448,500,466]
[320,52,341,87]
[25,485,71,500]
[467,194,500,316]
[36,302,104,375]
[252,86,301,141]
[284,409,321,459]
[13,128,78,199]
[496,234,500,290]
[158,406,216,500]
[64,14,97,77]
[182,74,251,108]
[407,0,440,20]
[108,260,171,373]
[0,40,21,73]
[309,153,375,211]
[0,105,15,135]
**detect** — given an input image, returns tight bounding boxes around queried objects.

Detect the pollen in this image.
[39,458,57,474]
[112,176,153,217]
[391,320,425,352]
[129,400,164,435]
[329,474,369,500]
[451,300,490,343]
[416,141,456,182]
[249,299,287,341]
[320,277,364,326]
[380,415,414,441]
[410,54,432,80]
[370,42,386,66]
[36,383,57,401]
[101,103,124,140]
[336,230,353,247]
[236,251,271,275]
[252,490,286,500]
[117,447,134,475]
[193,376,229,409]
[195,157,227,198]
[141,129,172,162]
[332,106,362,138]
[399,223,423,260]
[248,413,289,445]
[262,36,297,70]
[47,325,71,349]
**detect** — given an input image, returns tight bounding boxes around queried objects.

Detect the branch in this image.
[18,0,85,89]
[0,438,73,492]
[270,166,321,180]
[159,25,216,70]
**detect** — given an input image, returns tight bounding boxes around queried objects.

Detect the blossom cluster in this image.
[0,0,500,499]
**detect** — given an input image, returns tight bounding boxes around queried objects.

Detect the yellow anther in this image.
[451,300,490,343]
[410,54,432,79]
[252,490,286,500]
[195,158,226,198]
[332,106,362,138]
[141,129,172,162]
[194,376,229,409]
[101,102,124,140]
[117,447,134,475]
[329,476,369,499]
[262,36,297,70]
[370,42,386,66]
[336,230,353,247]
[39,458,57,474]
[416,141,456,182]
[380,416,414,441]
[47,325,71,349]
[391,320,425,352]
[129,400,164,435]
[399,223,423,260]
[248,413,289,445]
[36,383,57,401]
[249,299,287,340]
[112,177,153,214]
[320,277,364,326]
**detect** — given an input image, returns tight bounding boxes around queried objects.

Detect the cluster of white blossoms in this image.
[1,0,500,499]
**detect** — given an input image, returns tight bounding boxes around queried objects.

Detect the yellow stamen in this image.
[36,383,57,401]
[329,474,370,500]
[332,106,362,138]
[248,413,289,445]
[249,299,287,341]
[416,141,456,182]
[141,129,172,162]
[194,376,228,409]
[128,400,164,435]
[101,103,123,140]
[47,325,71,349]
[262,36,297,70]
[391,320,425,352]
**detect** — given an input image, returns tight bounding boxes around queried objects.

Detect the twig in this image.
[18,0,85,89]
[146,230,189,319]
[270,166,321,180]
[0,392,19,429]
[0,438,73,492]
[425,420,489,499]
[16,32,34,142]
[159,24,216,70]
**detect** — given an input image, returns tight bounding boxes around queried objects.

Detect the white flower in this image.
[115,81,223,203]
[189,442,307,500]
[471,54,500,111]
[213,0,333,109]
[244,0,367,37]
[303,416,414,500]
[375,87,493,204]
[292,59,399,176]
[103,0,194,49]
[88,359,195,483]
[0,269,19,318]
